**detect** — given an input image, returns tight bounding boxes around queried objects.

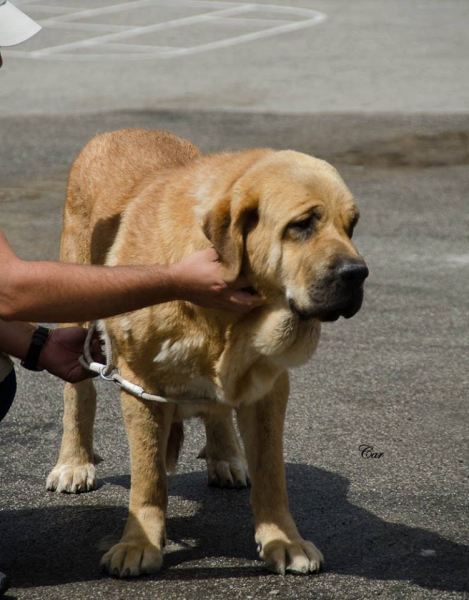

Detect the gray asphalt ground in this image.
[1,1,469,599]
[1,0,469,115]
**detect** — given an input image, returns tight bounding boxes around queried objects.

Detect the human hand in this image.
[39,327,103,383]
[172,248,264,313]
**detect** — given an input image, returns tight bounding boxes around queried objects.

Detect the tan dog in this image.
[46,129,368,578]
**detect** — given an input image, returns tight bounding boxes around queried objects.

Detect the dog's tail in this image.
[166,421,184,474]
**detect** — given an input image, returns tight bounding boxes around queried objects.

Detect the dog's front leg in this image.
[236,370,324,575]
[101,387,174,578]
[46,380,100,493]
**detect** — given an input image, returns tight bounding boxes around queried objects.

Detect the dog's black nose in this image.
[336,258,369,285]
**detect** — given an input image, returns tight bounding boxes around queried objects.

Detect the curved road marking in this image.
[6,0,327,61]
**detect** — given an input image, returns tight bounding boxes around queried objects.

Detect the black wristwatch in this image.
[20,325,50,372]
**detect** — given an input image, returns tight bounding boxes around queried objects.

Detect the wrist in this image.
[21,325,50,372]
[16,323,37,361]
[164,263,186,302]
[37,327,55,371]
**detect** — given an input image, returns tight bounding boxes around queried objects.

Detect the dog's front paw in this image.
[101,542,163,578]
[206,457,250,488]
[259,537,324,575]
[46,462,97,493]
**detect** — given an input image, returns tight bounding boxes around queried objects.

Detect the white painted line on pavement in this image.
[42,21,139,33]
[148,15,327,58]
[102,42,183,51]
[31,5,256,56]
[210,16,292,26]
[41,0,180,23]
[6,1,327,61]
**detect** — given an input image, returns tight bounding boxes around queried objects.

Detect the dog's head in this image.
[201,150,368,322]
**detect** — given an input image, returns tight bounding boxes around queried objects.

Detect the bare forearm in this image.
[0,231,263,322]
[1,259,179,323]
[0,320,36,359]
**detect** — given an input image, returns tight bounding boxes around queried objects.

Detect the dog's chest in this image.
[216,309,321,404]
[152,336,206,371]
[148,333,221,401]
[116,308,320,408]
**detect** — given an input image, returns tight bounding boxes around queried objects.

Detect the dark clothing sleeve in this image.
[0,368,17,423]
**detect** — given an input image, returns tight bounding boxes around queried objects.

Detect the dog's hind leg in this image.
[46,379,100,493]
[199,413,250,488]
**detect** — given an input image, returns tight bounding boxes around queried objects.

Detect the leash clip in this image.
[99,367,118,382]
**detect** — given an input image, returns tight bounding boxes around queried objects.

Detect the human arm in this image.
[0,231,263,323]
[0,321,102,383]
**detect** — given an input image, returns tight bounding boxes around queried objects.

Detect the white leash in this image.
[79,323,215,405]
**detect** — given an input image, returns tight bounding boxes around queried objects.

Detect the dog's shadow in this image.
[1,464,467,592]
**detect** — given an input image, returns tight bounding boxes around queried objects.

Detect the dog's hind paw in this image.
[101,542,163,578]
[46,462,97,493]
[206,457,250,488]
[260,538,324,575]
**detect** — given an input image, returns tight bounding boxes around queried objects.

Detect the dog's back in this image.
[61,129,201,267]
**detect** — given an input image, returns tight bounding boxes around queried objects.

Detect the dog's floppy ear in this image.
[203,192,258,282]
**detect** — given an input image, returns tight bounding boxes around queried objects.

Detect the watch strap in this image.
[21,325,50,372]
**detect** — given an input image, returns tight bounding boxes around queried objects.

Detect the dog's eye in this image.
[286,216,315,240]
[290,217,313,231]
[348,214,360,238]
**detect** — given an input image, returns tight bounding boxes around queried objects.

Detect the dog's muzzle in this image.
[290,257,369,322]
